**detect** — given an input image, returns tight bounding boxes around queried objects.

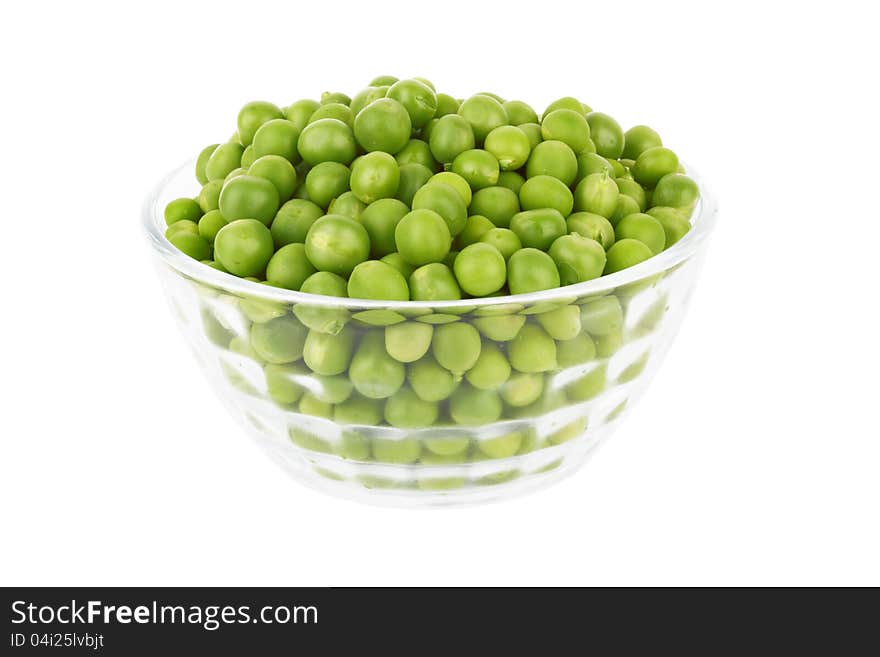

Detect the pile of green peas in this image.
[168,76,699,471]
[165,76,699,299]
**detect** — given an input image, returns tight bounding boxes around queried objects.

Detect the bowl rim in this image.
[143,158,718,309]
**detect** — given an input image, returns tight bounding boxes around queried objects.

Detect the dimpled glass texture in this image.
[144,160,717,507]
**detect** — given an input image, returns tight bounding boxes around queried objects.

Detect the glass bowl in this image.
[144,160,717,507]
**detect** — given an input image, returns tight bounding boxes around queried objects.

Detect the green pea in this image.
[284,99,320,132]
[423,435,470,457]
[237,101,283,146]
[250,316,308,364]
[169,230,211,261]
[556,332,596,367]
[541,109,591,153]
[479,228,522,260]
[434,93,460,117]
[579,296,623,335]
[408,355,460,402]
[453,243,507,297]
[335,431,371,461]
[384,387,439,428]
[465,343,511,390]
[387,79,436,128]
[451,149,500,190]
[409,263,461,301]
[302,325,355,375]
[214,219,274,277]
[525,140,578,185]
[334,393,384,425]
[308,102,354,128]
[195,144,219,185]
[449,384,502,424]
[507,248,560,294]
[432,322,481,375]
[350,85,390,116]
[394,209,451,266]
[293,271,349,334]
[264,363,305,405]
[429,171,472,206]
[469,186,520,228]
[615,213,666,254]
[165,218,198,240]
[304,161,351,209]
[508,323,557,373]
[497,171,526,195]
[622,125,663,160]
[585,112,624,159]
[519,175,574,217]
[502,99,539,125]
[270,199,323,248]
[394,138,436,170]
[205,142,244,182]
[297,118,357,165]
[395,162,433,206]
[358,198,409,258]
[632,146,679,188]
[349,151,400,204]
[348,332,406,399]
[510,208,567,250]
[385,322,433,363]
[647,207,691,246]
[265,243,316,290]
[454,214,495,249]
[197,180,223,213]
[518,122,543,150]
[378,252,415,280]
[484,125,531,170]
[458,95,509,143]
[329,189,367,219]
[372,436,421,464]
[548,233,607,285]
[248,155,298,202]
[473,314,525,341]
[614,177,647,212]
[252,119,300,162]
[218,174,279,225]
[304,214,370,276]
[411,182,467,236]
[604,238,654,274]
[298,391,333,418]
[307,375,353,404]
[223,167,248,185]
[369,75,399,86]
[565,364,606,401]
[573,172,619,218]
[320,91,351,106]
[348,260,410,300]
[478,432,523,458]
[198,209,227,243]
[535,305,581,340]
[543,96,588,117]
[289,428,333,454]
[428,114,475,164]
[652,173,699,210]
[500,372,544,407]
[610,193,642,227]
[353,98,412,154]
[567,212,615,250]
[164,197,203,226]
[576,151,614,181]
[594,329,622,358]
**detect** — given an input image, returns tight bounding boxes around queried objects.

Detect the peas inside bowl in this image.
[145,77,717,506]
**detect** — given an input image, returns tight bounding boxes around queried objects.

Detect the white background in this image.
[1,0,878,586]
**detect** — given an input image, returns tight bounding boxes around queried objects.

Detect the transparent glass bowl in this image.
[144,160,717,507]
